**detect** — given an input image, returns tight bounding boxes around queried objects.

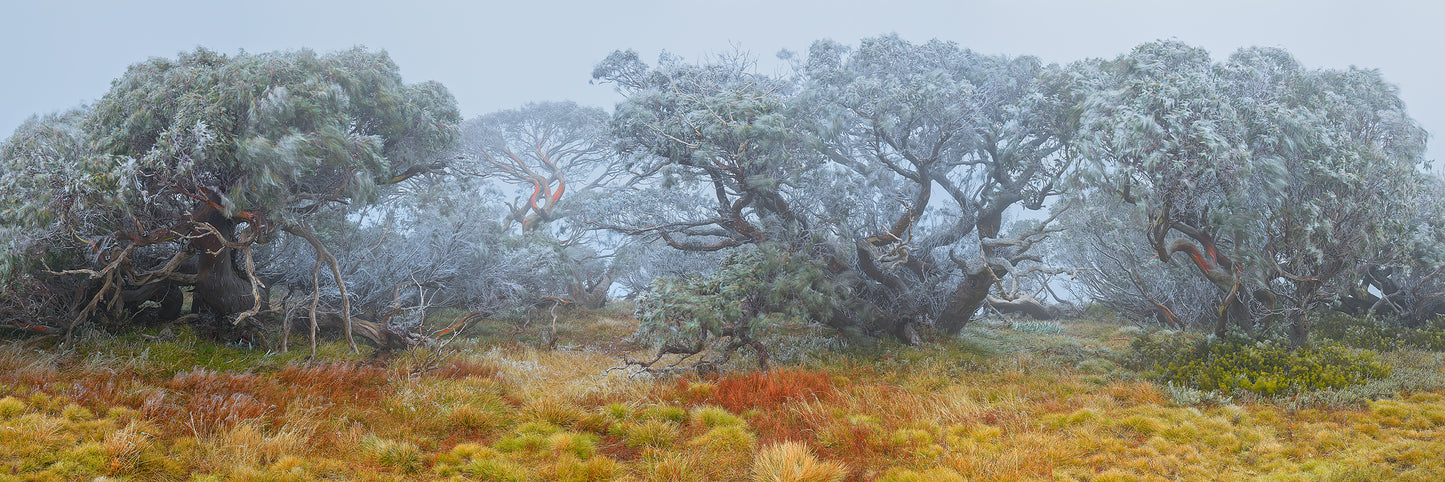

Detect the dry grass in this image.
[753,441,849,482]
[0,315,1443,480]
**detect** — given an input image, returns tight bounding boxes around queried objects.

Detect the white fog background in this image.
[2,0,1441,161]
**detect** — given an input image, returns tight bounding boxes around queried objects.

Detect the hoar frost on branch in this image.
[590,36,1082,371]
[0,47,460,354]
[1075,41,1429,344]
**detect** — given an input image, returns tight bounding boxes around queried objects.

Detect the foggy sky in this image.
[2,0,1440,161]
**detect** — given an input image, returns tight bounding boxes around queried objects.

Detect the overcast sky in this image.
[2,0,1440,160]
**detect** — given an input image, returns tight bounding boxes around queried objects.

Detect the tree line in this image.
[0,36,1437,366]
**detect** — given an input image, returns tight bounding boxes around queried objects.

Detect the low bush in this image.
[1128,333,1391,396]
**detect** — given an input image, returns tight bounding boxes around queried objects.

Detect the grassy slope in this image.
[0,309,1443,481]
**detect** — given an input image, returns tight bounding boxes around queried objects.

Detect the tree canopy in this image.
[1076,41,1429,343]
[0,47,460,351]
[0,38,1436,365]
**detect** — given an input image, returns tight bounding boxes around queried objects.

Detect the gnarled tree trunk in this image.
[938,270,994,335]
[189,205,259,314]
[938,210,1007,335]
[568,274,612,309]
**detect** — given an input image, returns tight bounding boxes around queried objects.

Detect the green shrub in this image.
[632,243,853,370]
[636,244,849,345]
[1129,333,1391,396]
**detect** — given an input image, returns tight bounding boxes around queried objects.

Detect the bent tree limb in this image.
[283,222,357,353]
[1147,205,1257,337]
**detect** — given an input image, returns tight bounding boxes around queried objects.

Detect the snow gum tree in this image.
[454,101,626,308]
[456,101,619,234]
[0,47,460,350]
[1053,193,1220,328]
[591,50,865,369]
[591,50,812,252]
[1077,41,1428,344]
[594,37,1081,366]
[1338,175,1445,325]
[799,35,1077,335]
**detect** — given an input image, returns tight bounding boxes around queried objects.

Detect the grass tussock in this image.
[752,441,848,482]
[0,310,1443,480]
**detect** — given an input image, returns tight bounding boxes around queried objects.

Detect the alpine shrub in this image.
[1129,333,1391,396]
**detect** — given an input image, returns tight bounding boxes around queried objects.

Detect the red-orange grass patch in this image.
[708,369,836,413]
[61,370,147,411]
[274,362,389,405]
[162,369,271,436]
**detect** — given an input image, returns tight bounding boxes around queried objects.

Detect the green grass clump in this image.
[615,419,679,450]
[543,454,618,482]
[0,396,26,417]
[1129,333,1392,396]
[494,423,600,461]
[434,443,532,481]
[360,435,423,474]
[689,424,758,453]
[690,405,743,428]
[637,404,687,424]
[61,403,94,421]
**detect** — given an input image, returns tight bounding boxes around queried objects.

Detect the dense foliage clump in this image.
[631,243,851,372]
[0,47,461,350]
[1129,333,1392,396]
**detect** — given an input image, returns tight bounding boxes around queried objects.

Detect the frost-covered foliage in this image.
[1076,41,1429,343]
[631,243,848,373]
[1338,176,1445,325]
[798,35,1076,334]
[0,35,1436,363]
[0,47,460,345]
[593,36,1079,343]
[591,48,810,251]
[257,179,555,334]
[609,239,721,299]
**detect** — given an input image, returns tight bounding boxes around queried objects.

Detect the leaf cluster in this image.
[634,243,847,347]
